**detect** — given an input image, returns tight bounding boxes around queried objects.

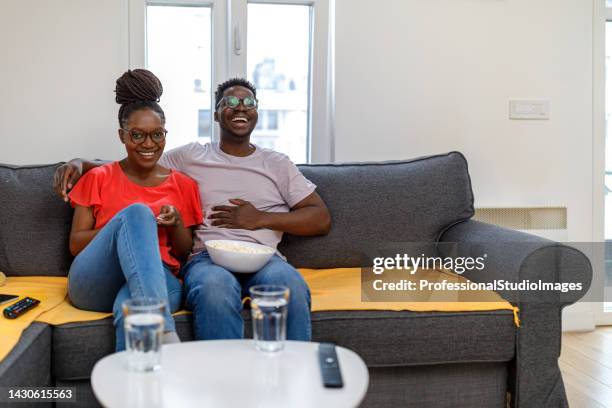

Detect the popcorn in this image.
[207,241,272,254]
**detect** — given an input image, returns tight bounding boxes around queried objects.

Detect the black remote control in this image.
[3,297,40,319]
[318,343,344,388]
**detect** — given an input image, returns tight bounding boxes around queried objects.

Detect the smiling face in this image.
[118,108,166,170]
[214,85,258,141]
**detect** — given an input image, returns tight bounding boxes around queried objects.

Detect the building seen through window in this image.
[249,55,308,162]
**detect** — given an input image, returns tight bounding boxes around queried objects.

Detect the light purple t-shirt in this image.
[159,142,316,252]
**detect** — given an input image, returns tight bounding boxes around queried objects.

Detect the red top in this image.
[69,162,203,273]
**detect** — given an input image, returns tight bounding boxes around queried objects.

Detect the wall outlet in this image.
[509,100,550,120]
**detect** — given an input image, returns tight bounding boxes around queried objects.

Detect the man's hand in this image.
[209,199,263,230]
[157,205,183,228]
[53,161,83,202]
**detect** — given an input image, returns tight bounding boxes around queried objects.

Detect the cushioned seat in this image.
[52,309,516,381]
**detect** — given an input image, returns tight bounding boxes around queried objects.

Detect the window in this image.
[198,109,212,137]
[130,0,331,162]
[268,110,278,130]
[247,3,311,163]
[146,4,213,149]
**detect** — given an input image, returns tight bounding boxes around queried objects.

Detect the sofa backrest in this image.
[0,152,474,276]
[0,163,73,276]
[279,152,475,268]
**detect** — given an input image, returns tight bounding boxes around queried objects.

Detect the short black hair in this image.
[214,78,257,109]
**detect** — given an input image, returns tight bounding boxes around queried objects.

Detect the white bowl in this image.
[204,240,275,273]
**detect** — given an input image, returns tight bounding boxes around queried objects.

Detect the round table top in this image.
[91,340,369,408]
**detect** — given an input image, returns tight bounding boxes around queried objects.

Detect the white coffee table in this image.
[91,340,369,408]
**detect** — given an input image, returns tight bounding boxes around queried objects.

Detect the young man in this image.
[55,78,331,342]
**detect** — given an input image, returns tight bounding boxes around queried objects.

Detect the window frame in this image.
[128,0,333,163]
[236,0,333,163]
[592,1,611,326]
[129,0,227,142]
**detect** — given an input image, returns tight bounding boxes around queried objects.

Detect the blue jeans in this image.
[181,251,311,341]
[67,204,182,351]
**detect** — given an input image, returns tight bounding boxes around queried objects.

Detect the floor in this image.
[560,328,612,407]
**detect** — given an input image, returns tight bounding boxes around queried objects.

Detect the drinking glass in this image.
[250,285,290,352]
[122,297,166,371]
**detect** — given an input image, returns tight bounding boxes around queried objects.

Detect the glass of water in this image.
[249,285,290,352]
[122,297,166,371]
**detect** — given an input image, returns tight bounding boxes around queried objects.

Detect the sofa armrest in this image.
[440,220,592,408]
[0,323,52,390]
[439,220,592,306]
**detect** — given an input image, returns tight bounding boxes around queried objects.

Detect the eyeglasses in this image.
[216,96,258,110]
[120,128,167,145]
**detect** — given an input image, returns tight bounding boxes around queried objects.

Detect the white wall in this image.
[335,0,594,243]
[0,0,128,164]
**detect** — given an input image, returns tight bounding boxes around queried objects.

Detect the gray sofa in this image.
[0,152,591,408]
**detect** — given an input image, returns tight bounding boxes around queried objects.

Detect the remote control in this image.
[3,297,40,319]
[318,343,344,388]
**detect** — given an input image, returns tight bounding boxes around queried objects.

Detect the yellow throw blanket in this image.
[0,277,70,361]
[0,269,518,362]
[301,268,519,316]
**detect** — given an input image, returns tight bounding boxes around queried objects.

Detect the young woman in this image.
[67,69,203,351]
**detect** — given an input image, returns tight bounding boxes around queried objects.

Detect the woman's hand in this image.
[209,199,264,230]
[157,205,183,228]
[53,160,83,202]
[158,205,193,262]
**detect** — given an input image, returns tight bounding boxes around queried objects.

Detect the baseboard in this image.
[562,305,596,332]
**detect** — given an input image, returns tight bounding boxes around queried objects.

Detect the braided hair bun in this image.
[115,69,163,104]
[115,69,165,127]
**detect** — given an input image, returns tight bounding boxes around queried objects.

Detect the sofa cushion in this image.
[311,310,515,367]
[0,163,73,276]
[52,309,515,380]
[280,152,475,268]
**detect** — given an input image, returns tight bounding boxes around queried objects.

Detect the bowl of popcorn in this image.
[204,240,276,273]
